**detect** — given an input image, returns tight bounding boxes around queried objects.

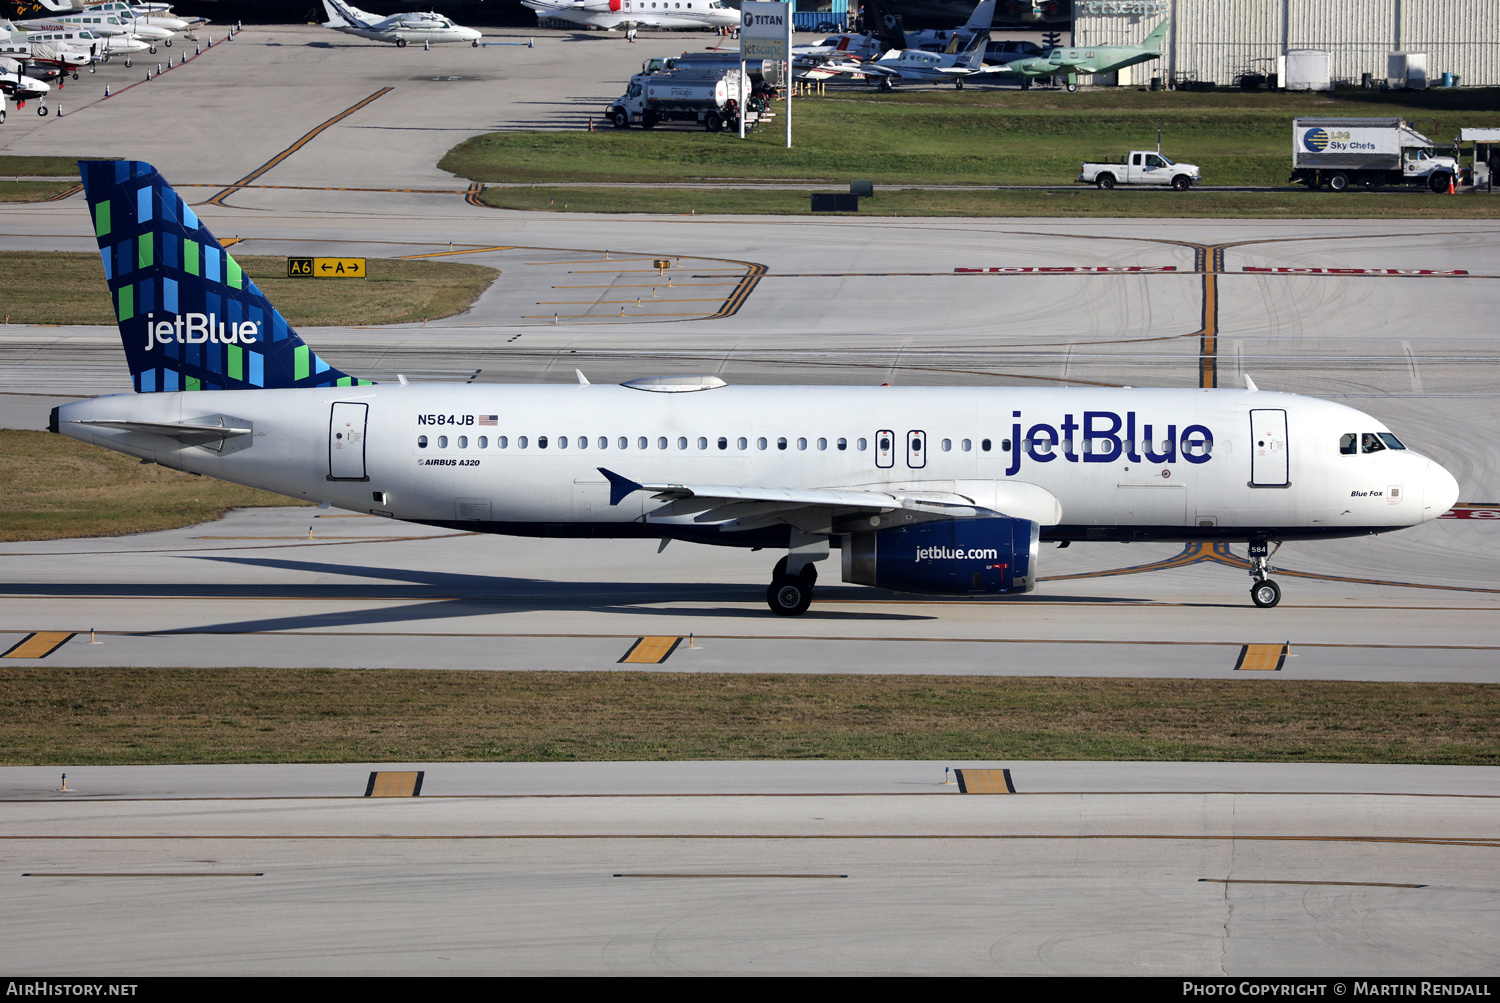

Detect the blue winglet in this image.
[597,467,643,507]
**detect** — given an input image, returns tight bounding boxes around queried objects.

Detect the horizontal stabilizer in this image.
[68,416,252,452]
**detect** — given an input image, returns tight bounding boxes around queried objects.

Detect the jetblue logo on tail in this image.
[79,160,370,394]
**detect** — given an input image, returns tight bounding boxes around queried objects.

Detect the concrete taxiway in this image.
[0,25,1497,975]
[3,761,1498,975]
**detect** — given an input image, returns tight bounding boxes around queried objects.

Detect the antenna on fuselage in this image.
[1244,374,1259,391]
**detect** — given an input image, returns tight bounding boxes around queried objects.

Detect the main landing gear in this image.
[765,534,828,616]
[1248,540,1282,608]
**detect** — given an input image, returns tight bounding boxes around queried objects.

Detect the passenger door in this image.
[1249,409,1289,487]
[328,402,368,481]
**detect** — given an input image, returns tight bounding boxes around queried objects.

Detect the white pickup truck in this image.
[1079,151,1202,190]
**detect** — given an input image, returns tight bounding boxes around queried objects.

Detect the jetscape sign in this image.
[740,1,790,62]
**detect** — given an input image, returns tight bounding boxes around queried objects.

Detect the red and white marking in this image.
[1243,267,1469,276]
[955,266,1178,274]
[1440,506,1500,520]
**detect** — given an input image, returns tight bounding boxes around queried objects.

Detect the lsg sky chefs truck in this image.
[1291,118,1459,192]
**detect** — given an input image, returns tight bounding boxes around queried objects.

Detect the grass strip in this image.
[0,156,95,177]
[0,429,305,542]
[441,86,1500,190]
[0,181,79,203]
[0,253,498,327]
[4,668,1497,766]
[480,184,1500,219]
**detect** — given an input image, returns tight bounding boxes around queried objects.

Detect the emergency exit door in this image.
[329,402,368,481]
[1249,408,1288,486]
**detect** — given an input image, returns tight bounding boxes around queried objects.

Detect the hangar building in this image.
[1072,0,1500,88]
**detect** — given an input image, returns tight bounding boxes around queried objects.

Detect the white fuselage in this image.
[522,0,739,31]
[55,384,1458,548]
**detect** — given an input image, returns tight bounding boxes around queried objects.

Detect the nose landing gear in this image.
[1248,540,1282,608]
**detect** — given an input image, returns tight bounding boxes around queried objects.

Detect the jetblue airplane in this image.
[54,162,1460,615]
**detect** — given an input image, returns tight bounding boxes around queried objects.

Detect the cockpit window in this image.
[1361,432,1386,454]
[1378,433,1406,450]
[1339,433,1357,455]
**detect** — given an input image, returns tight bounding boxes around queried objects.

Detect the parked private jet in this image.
[522,0,740,33]
[320,0,482,47]
[57,161,1461,615]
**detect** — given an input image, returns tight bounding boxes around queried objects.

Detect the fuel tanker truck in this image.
[607,67,769,132]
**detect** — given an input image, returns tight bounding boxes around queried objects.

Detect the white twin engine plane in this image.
[319,0,481,47]
[56,162,1460,615]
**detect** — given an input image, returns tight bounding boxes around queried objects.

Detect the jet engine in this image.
[841,517,1039,596]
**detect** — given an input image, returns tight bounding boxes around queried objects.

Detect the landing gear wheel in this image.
[611,109,628,128]
[72,72,79,80]
[37,105,47,116]
[1020,78,1031,90]
[473,39,480,47]
[396,38,407,48]
[0,109,6,124]
[165,39,172,47]
[149,45,156,54]
[1065,81,1078,92]
[1251,579,1282,608]
[772,557,818,586]
[767,574,813,616]
[124,58,132,67]
[878,77,893,92]
[955,77,963,90]
[1097,174,1115,190]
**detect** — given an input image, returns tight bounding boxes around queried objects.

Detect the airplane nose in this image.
[1422,459,1460,522]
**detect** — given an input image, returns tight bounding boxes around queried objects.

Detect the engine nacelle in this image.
[841,517,1039,596]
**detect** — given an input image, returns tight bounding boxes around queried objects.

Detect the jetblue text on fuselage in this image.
[1003,410,1214,476]
[144,313,259,351]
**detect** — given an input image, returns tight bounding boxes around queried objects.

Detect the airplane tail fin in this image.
[1142,17,1169,51]
[320,0,358,28]
[962,0,996,34]
[956,30,988,66]
[864,0,908,52]
[78,161,369,393]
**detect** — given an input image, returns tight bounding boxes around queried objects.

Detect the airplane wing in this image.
[598,467,1061,532]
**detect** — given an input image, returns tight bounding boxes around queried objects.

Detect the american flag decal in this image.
[477,415,498,425]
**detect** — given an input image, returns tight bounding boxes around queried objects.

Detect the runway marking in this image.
[398,245,514,259]
[199,87,395,207]
[1,632,74,659]
[955,768,1016,794]
[1234,643,1288,672]
[464,181,484,207]
[619,636,682,664]
[614,873,848,878]
[550,283,738,289]
[1041,539,1500,594]
[8,835,1498,848]
[711,261,767,321]
[1199,878,1427,889]
[522,312,712,320]
[33,184,82,204]
[1441,504,1500,520]
[365,771,424,797]
[535,299,725,306]
[21,872,264,878]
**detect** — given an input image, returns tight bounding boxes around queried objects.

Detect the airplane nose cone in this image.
[1423,459,1460,522]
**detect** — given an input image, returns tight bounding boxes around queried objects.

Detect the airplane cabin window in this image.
[837,438,847,451]
[962,439,972,451]
[658,436,668,449]
[857,438,867,450]
[578,436,588,450]
[558,436,568,449]
[1378,433,1406,450]
[982,439,993,452]
[698,437,708,450]
[778,437,788,450]
[1062,439,1074,455]
[438,436,448,448]
[941,438,952,451]
[797,438,808,450]
[738,437,748,450]
[758,437,768,450]
[1362,433,1386,453]
[458,436,468,449]
[478,436,488,449]
[618,437,628,449]
[499,436,508,448]
[1000,439,1010,451]
[718,437,729,450]
[638,437,647,449]
[1083,439,1092,454]
[817,438,828,450]
[519,436,528,448]
[677,437,688,450]
[538,436,548,449]
[1340,434,1357,455]
[418,435,428,448]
